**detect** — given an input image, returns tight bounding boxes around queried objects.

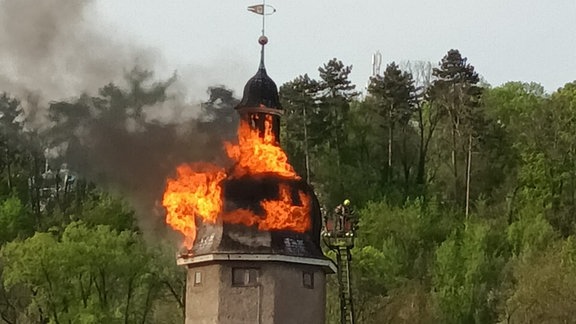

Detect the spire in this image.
[235,35,281,113]
[246,2,276,75]
[258,35,268,71]
[235,6,281,114]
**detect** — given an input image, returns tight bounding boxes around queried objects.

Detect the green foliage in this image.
[346,200,457,322]
[0,47,574,323]
[368,62,417,129]
[280,74,319,177]
[428,49,484,205]
[507,202,556,256]
[367,62,418,193]
[279,58,362,206]
[432,220,505,323]
[0,195,33,244]
[359,200,456,265]
[504,239,576,323]
[77,194,136,232]
[313,58,357,154]
[1,222,181,323]
[296,51,576,322]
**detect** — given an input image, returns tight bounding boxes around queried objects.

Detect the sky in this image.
[93,0,576,96]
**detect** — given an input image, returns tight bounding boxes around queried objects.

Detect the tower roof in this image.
[235,38,282,113]
[182,175,325,259]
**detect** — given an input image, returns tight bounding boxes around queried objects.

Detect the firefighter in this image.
[334,199,355,234]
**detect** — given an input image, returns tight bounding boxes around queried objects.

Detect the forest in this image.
[1,48,575,323]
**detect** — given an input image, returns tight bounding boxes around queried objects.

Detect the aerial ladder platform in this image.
[322,201,356,324]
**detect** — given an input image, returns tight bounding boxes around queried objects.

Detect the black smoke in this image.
[45,72,239,235]
[0,0,242,235]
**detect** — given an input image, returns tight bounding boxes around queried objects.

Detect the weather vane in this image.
[247,1,276,47]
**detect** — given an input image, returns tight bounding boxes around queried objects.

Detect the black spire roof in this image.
[235,39,282,113]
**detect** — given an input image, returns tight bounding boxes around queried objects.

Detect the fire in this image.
[162,163,226,248]
[222,184,311,232]
[225,115,298,178]
[162,114,311,249]
[257,184,311,231]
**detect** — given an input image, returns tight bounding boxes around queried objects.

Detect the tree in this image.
[279,59,359,205]
[432,220,505,323]
[539,82,576,236]
[348,199,458,322]
[75,193,137,232]
[1,222,182,323]
[492,82,576,236]
[428,49,483,209]
[368,62,417,191]
[315,59,358,156]
[313,59,359,203]
[0,196,33,244]
[481,82,546,221]
[279,74,319,181]
[0,95,24,193]
[197,85,240,147]
[402,61,434,189]
[504,239,576,323]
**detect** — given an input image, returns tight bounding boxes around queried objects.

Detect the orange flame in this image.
[258,184,311,231]
[162,163,226,248]
[162,114,311,249]
[225,115,298,178]
[222,184,311,232]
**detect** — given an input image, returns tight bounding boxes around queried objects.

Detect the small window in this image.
[194,271,202,286]
[232,268,259,287]
[303,271,314,289]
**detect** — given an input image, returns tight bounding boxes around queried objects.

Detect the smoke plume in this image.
[0,0,241,235]
[0,0,158,126]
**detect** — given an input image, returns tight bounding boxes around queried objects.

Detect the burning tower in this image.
[163,17,335,324]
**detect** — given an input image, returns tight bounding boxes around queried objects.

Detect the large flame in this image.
[225,115,298,179]
[163,163,226,248]
[162,114,311,249]
[222,183,311,232]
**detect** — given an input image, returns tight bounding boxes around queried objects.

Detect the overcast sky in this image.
[94,0,576,95]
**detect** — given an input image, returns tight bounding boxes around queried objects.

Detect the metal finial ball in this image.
[258,36,268,45]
